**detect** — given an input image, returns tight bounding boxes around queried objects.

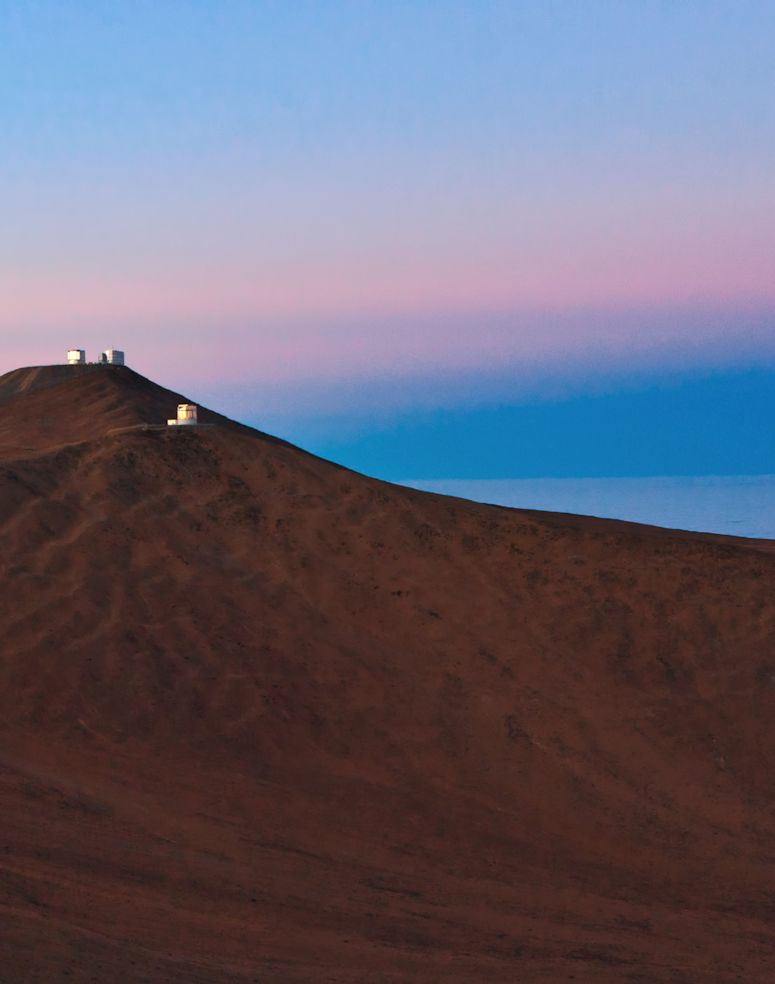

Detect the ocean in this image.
[403,475,775,540]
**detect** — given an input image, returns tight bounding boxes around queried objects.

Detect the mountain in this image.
[1,364,774,983]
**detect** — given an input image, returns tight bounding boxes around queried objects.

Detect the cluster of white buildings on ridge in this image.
[67,348,125,366]
[65,347,198,426]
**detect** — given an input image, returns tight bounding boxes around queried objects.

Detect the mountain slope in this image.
[1,365,774,982]
[0,364,251,455]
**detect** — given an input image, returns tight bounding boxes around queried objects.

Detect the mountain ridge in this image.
[0,364,305,460]
[0,364,774,982]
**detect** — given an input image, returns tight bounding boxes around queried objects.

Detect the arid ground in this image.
[0,365,774,982]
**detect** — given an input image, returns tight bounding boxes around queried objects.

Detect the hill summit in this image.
[0,364,243,453]
[0,364,774,982]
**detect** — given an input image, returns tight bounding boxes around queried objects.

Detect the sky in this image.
[1,1,774,479]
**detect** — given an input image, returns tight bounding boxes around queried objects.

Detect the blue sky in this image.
[1,1,774,478]
[280,366,775,481]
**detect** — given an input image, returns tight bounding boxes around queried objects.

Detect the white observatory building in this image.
[100,349,125,366]
[67,349,86,365]
[168,404,199,427]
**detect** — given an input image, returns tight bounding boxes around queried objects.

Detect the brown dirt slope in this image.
[0,364,774,983]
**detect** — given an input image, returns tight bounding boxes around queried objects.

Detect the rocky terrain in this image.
[0,364,773,982]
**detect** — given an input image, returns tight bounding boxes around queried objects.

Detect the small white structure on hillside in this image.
[168,404,198,427]
[66,349,86,365]
[101,349,125,366]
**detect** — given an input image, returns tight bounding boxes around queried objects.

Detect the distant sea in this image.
[403,475,775,540]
